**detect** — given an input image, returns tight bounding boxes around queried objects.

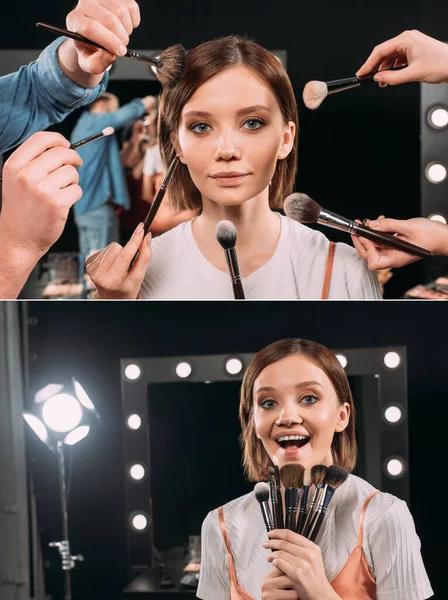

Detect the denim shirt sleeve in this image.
[0,36,109,153]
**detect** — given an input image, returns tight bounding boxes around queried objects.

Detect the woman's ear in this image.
[335,402,351,433]
[171,132,186,164]
[277,121,296,160]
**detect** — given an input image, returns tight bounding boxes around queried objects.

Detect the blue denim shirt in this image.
[71,98,146,217]
[0,37,109,154]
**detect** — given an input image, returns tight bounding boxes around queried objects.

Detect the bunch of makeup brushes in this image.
[254,460,349,543]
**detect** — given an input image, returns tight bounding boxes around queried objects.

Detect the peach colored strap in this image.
[357,491,381,546]
[218,507,256,600]
[321,241,336,300]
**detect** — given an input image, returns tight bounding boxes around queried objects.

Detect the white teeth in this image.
[277,435,308,442]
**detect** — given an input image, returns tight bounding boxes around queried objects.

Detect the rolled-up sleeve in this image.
[0,36,108,153]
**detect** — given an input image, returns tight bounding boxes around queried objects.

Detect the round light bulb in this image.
[428,107,448,129]
[386,458,404,477]
[225,357,243,375]
[42,394,83,433]
[175,361,192,378]
[384,406,402,424]
[131,513,148,531]
[426,162,447,184]
[129,464,146,481]
[336,354,348,369]
[127,414,142,430]
[383,351,401,369]
[124,364,142,381]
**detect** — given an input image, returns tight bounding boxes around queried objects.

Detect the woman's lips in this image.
[275,440,310,458]
[210,173,249,187]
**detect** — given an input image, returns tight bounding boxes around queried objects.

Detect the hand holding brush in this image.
[284,193,433,260]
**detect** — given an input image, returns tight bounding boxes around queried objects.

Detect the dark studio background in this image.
[1,0,448,297]
[21,300,448,600]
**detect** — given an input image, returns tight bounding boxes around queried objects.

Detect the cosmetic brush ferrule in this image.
[318,209,354,233]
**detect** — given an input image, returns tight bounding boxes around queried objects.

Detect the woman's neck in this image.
[191,189,282,277]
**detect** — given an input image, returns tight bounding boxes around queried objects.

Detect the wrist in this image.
[57,39,104,88]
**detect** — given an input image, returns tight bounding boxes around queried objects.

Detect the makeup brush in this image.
[280,464,305,531]
[36,23,186,88]
[301,465,327,538]
[295,469,312,535]
[215,221,245,300]
[0,127,115,185]
[268,466,279,529]
[254,482,275,534]
[284,193,433,260]
[272,456,284,529]
[302,66,407,110]
[307,465,349,543]
[129,155,180,268]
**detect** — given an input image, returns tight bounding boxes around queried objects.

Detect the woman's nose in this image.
[276,402,304,426]
[214,130,241,161]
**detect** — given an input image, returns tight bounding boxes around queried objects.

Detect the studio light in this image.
[383,405,403,424]
[427,106,448,129]
[124,363,142,381]
[126,413,142,430]
[425,162,447,184]
[385,457,406,478]
[383,351,401,369]
[129,464,146,481]
[225,357,243,375]
[428,213,447,224]
[335,354,348,369]
[24,379,98,600]
[175,361,192,379]
[131,513,149,531]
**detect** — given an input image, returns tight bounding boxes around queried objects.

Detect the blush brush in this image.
[284,193,433,260]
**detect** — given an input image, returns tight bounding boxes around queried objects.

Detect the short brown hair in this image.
[239,339,357,481]
[158,36,299,211]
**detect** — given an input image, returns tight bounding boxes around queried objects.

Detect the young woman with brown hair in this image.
[197,339,432,600]
[86,36,381,300]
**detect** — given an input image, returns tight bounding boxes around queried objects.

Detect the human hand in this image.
[351,216,447,269]
[356,30,448,85]
[264,530,338,600]
[85,223,151,299]
[66,0,141,74]
[142,96,157,113]
[261,566,299,600]
[0,132,82,261]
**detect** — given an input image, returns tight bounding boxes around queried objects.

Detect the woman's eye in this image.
[301,396,318,405]
[243,118,264,130]
[261,399,277,409]
[190,122,211,134]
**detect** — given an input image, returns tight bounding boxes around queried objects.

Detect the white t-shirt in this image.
[143,144,163,176]
[139,215,382,299]
[197,474,433,600]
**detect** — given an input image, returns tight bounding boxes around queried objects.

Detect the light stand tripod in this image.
[49,441,84,600]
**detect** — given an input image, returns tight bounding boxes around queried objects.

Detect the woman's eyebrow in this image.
[183,105,272,119]
[255,381,323,395]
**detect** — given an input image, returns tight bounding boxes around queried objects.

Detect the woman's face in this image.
[176,65,295,207]
[252,354,350,472]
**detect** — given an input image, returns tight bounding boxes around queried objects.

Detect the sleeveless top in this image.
[218,490,380,600]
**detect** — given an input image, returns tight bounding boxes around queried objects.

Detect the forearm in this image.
[120,143,143,169]
[0,232,42,299]
[57,39,104,88]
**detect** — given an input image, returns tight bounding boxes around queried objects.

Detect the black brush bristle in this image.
[283,193,322,224]
[216,220,237,250]
[311,464,328,487]
[154,44,186,88]
[254,481,270,504]
[324,465,349,489]
[280,463,305,489]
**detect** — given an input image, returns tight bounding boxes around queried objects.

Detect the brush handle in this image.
[223,249,245,299]
[308,487,335,543]
[36,22,162,67]
[284,488,300,531]
[295,485,310,535]
[130,156,179,268]
[269,475,279,530]
[274,466,284,529]
[260,501,275,533]
[301,486,320,537]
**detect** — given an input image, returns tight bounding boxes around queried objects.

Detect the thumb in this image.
[367,217,410,236]
[374,66,416,86]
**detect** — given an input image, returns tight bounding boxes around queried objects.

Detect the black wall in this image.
[23,301,448,599]
[3,0,448,296]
